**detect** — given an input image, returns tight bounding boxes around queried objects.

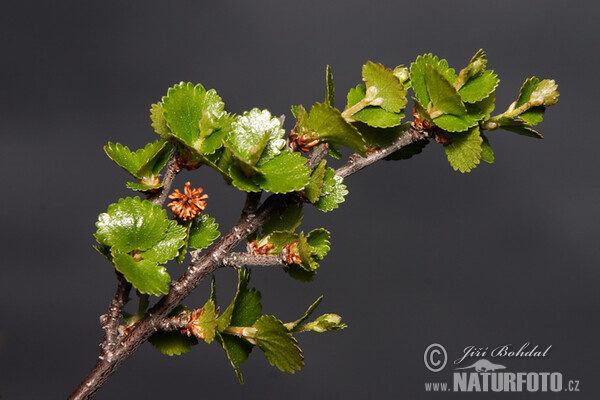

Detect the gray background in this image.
[1,0,599,398]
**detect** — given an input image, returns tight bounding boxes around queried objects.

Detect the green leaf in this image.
[199,113,236,155]
[327,143,343,159]
[493,116,543,139]
[148,332,198,356]
[225,109,285,167]
[216,332,252,384]
[187,214,220,250]
[175,220,193,264]
[230,286,262,328]
[262,204,304,237]
[252,151,311,193]
[296,233,314,270]
[346,85,404,128]
[300,314,346,333]
[455,49,487,89]
[291,104,311,135]
[480,134,494,164]
[516,77,540,108]
[229,163,262,192]
[111,251,170,295]
[162,82,225,147]
[519,106,545,126]
[306,229,331,260]
[125,182,164,192]
[253,315,304,373]
[288,296,323,331]
[433,113,479,133]
[410,54,457,106]
[424,64,466,116]
[325,65,335,107]
[104,140,170,179]
[385,139,429,161]
[458,70,499,103]
[266,231,300,254]
[218,269,260,331]
[444,126,483,173]
[362,61,407,113]
[197,299,218,344]
[305,160,327,203]
[142,221,187,264]
[149,102,171,139]
[466,91,496,120]
[314,167,348,212]
[95,197,170,253]
[308,103,367,156]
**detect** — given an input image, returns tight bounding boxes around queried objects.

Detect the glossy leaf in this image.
[218,269,255,331]
[305,160,327,203]
[162,82,224,147]
[347,85,404,128]
[104,140,170,179]
[433,113,479,133]
[141,221,187,264]
[125,182,164,192]
[308,103,367,156]
[262,204,304,237]
[424,64,466,116]
[226,109,285,167]
[444,127,483,173]
[253,315,304,373]
[252,151,311,193]
[111,251,170,295]
[187,214,220,250]
[95,197,170,253]
[362,61,407,113]
[314,167,348,212]
[148,332,198,356]
[306,229,330,260]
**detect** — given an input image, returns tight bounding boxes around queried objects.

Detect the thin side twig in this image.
[98,272,131,362]
[222,252,287,268]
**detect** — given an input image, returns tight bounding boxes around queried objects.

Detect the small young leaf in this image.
[104,140,170,179]
[308,103,367,156]
[252,151,311,193]
[111,251,170,296]
[262,204,304,237]
[95,197,170,253]
[226,109,285,167]
[300,314,346,333]
[162,82,225,146]
[304,160,327,203]
[314,167,348,212]
[327,143,343,159]
[410,54,458,106]
[306,229,331,260]
[325,65,335,107]
[518,106,545,126]
[253,315,304,373]
[493,116,543,139]
[148,332,198,356]
[424,64,466,116]
[188,214,220,250]
[149,102,171,139]
[288,296,323,331]
[346,85,404,128]
[362,61,407,113]
[458,70,499,103]
[218,269,256,331]
[125,182,164,192]
[197,299,218,344]
[230,287,262,328]
[444,126,483,173]
[282,264,317,282]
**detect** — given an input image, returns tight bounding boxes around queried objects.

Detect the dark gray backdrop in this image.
[1,1,599,398]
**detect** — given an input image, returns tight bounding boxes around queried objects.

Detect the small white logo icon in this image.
[424,343,447,372]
